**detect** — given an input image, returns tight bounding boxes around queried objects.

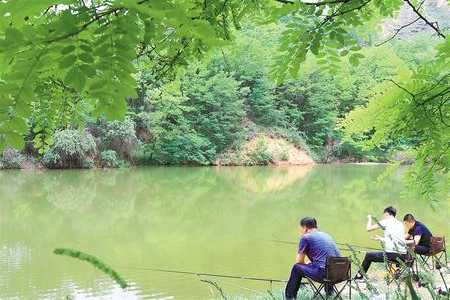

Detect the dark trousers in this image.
[285,263,332,299]
[360,251,407,273]
[414,245,430,255]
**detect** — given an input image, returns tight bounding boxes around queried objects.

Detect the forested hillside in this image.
[0,0,447,170]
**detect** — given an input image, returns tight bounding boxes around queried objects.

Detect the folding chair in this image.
[306,257,352,300]
[416,236,447,270]
[385,253,415,287]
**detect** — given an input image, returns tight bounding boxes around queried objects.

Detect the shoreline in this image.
[0,161,394,172]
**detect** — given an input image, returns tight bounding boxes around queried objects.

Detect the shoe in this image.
[353,274,365,282]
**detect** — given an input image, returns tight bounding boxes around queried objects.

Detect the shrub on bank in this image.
[42,129,96,169]
[279,145,290,161]
[139,132,216,165]
[247,138,273,165]
[100,150,121,168]
[270,127,317,161]
[132,143,153,165]
[327,141,390,163]
[0,148,24,169]
[92,118,138,160]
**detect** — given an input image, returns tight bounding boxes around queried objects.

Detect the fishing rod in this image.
[119,266,290,284]
[270,239,381,252]
[337,242,381,252]
[371,215,386,231]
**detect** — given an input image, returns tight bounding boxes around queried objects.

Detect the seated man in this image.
[285,217,340,300]
[355,206,407,279]
[403,213,432,255]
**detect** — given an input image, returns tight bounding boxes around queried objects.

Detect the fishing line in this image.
[270,239,381,252]
[118,266,291,284]
[212,278,271,295]
[271,239,365,252]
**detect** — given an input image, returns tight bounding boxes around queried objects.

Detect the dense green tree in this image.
[136,66,246,165]
[182,67,247,153]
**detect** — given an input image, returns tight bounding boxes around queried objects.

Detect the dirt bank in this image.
[215,134,315,166]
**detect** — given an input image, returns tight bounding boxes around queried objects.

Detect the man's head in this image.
[403,213,416,230]
[383,206,397,219]
[299,217,317,235]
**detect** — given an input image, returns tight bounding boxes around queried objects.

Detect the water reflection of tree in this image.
[44,171,97,211]
[214,165,314,194]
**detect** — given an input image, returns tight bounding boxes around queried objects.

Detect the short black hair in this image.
[403,213,415,222]
[384,206,397,217]
[300,217,317,229]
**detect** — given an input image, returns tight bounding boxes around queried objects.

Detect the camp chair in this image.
[385,253,415,287]
[306,257,352,300]
[415,236,447,271]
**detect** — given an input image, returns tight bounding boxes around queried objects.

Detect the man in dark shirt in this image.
[285,217,340,300]
[403,214,433,255]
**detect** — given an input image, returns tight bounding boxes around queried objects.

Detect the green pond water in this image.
[0,165,449,299]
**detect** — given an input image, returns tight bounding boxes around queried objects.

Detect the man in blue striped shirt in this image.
[285,217,340,300]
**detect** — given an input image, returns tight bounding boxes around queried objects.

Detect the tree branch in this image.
[376,17,420,46]
[314,0,372,32]
[403,0,446,39]
[329,0,372,17]
[388,79,415,98]
[303,0,352,6]
[275,0,356,5]
[274,0,295,4]
[437,98,450,127]
[415,73,450,97]
[418,87,450,106]
[45,0,151,44]
[45,7,122,43]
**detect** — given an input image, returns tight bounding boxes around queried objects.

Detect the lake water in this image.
[0,165,448,299]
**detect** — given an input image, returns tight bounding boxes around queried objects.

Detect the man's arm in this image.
[413,235,422,246]
[366,215,379,231]
[296,251,306,264]
[296,237,308,264]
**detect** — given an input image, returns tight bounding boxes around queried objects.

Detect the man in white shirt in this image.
[355,206,407,279]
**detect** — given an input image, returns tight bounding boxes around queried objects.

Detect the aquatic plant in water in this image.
[53,248,128,289]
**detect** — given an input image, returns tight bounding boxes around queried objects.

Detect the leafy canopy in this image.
[341,41,449,201]
[1,0,446,150]
[0,0,266,149]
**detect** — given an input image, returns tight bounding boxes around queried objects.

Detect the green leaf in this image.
[79,44,93,52]
[349,53,364,66]
[79,64,96,77]
[79,52,95,63]
[310,38,321,55]
[59,54,77,69]
[5,131,25,149]
[61,45,76,55]
[5,27,24,44]
[89,79,105,91]
[64,67,86,92]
